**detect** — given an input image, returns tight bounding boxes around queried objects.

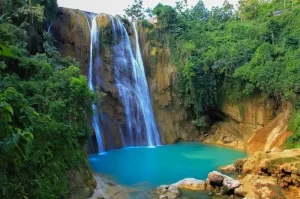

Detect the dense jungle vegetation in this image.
[0,0,94,198]
[138,0,300,147]
[1,0,300,198]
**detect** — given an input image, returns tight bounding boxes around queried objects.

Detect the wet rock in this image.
[205,182,214,191]
[172,178,206,191]
[156,185,180,199]
[208,171,224,186]
[159,195,168,199]
[206,171,244,197]
[168,185,180,196]
[156,185,168,195]
[88,174,132,199]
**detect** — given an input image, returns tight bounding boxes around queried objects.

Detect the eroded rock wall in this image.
[138,23,199,144]
[204,95,291,153]
[51,8,90,74]
[239,149,300,199]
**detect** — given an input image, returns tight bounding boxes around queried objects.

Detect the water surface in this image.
[88,142,246,188]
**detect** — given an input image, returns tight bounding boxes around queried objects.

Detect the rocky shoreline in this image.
[156,149,300,199]
[88,149,300,199]
[88,174,133,199]
[156,171,241,199]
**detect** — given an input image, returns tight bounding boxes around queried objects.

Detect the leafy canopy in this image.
[150,0,300,128]
[0,0,94,198]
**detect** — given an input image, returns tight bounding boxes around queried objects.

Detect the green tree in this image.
[124,0,145,21]
[0,0,95,198]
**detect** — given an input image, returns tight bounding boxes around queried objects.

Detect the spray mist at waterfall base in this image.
[88,142,246,189]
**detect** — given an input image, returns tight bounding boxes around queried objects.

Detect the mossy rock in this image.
[268,155,300,171]
[97,14,111,28]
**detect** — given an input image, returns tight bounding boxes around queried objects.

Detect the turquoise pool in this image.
[88,142,246,188]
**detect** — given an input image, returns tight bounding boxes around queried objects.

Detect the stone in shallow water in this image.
[171,178,206,191]
[159,195,168,199]
[208,171,224,186]
[156,185,180,198]
[219,164,237,173]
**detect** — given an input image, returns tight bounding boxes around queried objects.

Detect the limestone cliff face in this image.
[138,23,199,144]
[204,95,275,150]
[246,102,292,154]
[204,95,291,153]
[51,8,90,75]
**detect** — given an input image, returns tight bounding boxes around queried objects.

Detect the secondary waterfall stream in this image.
[85,13,161,152]
[85,13,105,152]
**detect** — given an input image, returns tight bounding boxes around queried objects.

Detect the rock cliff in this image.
[137,23,199,144]
[204,95,291,153]
[52,7,291,154]
[238,149,300,199]
[51,8,90,74]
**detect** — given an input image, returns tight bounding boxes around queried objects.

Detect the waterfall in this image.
[109,17,161,147]
[83,12,161,151]
[132,22,161,146]
[84,13,105,153]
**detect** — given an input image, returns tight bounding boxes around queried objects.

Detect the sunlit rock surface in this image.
[236,149,300,199]
[138,22,199,144]
[204,95,291,153]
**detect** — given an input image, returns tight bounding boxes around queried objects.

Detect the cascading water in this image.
[109,17,161,147]
[133,22,160,146]
[84,13,105,153]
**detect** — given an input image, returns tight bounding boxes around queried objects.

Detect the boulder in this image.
[208,171,224,186]
[168,186,180,196]
[156,185,180,199]
[159,195,168,199]
[219,164,237,173]
[156,185,168,195]
[206,171,243,197]
[234,159,246,173]
[172,178,206,191]
[234,186,247,197]
[222,177,240,190]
